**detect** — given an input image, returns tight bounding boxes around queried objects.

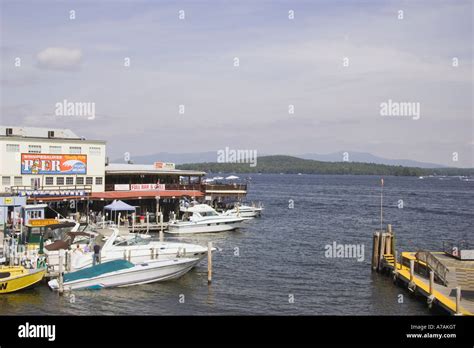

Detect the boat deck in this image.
[383,252,474,315]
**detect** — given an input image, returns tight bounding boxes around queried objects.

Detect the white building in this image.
[0,126,106,195]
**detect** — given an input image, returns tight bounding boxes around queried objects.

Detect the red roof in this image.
[29,190,203,202]
[90,190,203,200]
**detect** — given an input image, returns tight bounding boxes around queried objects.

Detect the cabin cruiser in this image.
[222,202,263,219]
[48,257,199,290]
[167,204,245,234]
[44,228,211,272]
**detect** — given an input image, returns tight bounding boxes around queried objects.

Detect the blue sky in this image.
[1,0,472,166]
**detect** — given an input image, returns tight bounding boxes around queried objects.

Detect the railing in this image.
[202,183,247,191]
[415,250,449,286]
[443,240,471,258]
[104,183,203,192]
[10,185,93,194]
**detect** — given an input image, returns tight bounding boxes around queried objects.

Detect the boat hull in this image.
[48,258,199,290]
[166,220,243,234]
[0,267,46,294]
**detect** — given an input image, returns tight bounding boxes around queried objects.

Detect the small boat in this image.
[0,266,46,293]
[223,203,263,219]
[167,204,245,234]
[48,258,199,291]
[44,228,211,272]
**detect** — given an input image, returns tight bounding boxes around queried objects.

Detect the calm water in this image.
[1,174,473,315]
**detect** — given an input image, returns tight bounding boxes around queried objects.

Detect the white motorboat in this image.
[167,204,245,234]
[222,203,263,219]
[48,258,199,291]
[45,228,211,272]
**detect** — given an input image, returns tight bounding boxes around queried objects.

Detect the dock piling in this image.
[456,287,461,315]
[372,232,380,271]
[58,251,64,295]
[207,242,213,284]
[159,213,164,242]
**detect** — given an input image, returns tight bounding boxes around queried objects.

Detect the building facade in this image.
[0,126,106,195]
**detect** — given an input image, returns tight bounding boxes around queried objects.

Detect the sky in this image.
[0,0,473,167]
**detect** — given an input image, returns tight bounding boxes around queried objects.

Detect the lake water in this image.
[1,174,473,315]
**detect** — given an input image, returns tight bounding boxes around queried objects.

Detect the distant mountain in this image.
[177,155,474,176]
[300,152,447,168]
[114,151,447,168]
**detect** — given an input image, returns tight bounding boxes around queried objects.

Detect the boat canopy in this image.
[64,260,134,282]
[180,204,217,213]
[104,200,136,211]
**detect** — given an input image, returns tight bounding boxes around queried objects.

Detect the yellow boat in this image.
[0,266,46,294]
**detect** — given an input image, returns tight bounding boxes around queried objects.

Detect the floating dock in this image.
[372,225,474,316]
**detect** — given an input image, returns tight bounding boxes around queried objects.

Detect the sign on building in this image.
[130,184,166,191]
[153,162,175,170]
[21,154,87,175]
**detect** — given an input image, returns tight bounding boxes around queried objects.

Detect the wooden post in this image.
[394,250,398,272]
[159,213,164,242]
[117,212,121,228]
[378,233,386,271]
[128,250,131,262]
[429,271,434,295]
[132,212,135,233]
[66,250,71,272]
[372,232,380,271]
[123,250,127,260]
[410,259,415,282]
[102,215,105,228]
[385,233,391,255]
[207,242,212,284]
[146,213,149,234]
[58,251,64,295]
[456,287,461,315]
[150,248,155,260]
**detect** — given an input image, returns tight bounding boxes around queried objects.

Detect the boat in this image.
[44,228,211,272]
[222,203,263,219]
[167,204,245,234]
[0,266,46,293]
[48,258,199,291]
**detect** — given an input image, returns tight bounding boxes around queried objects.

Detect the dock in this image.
[372,225,474,316]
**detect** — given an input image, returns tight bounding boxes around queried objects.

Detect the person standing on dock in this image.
[93,244,101,266]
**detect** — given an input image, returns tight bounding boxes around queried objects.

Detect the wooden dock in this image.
[372,226,474,316]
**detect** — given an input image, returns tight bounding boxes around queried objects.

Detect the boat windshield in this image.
[113,236,149,246]
[199,211,219,217]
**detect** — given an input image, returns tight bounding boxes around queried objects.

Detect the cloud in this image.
[36,47,82,71]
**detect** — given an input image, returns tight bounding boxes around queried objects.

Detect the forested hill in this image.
[176,155,474,176]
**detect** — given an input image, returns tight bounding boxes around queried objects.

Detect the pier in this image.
[372,225,474,315]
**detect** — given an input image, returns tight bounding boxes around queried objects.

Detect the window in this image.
[66,177,74,185]
[95,177,103,185]
[56,177,64,185]
[89,146,101,155]
[28,145,41,153]
[49,146,61,154]
[86,177,93,185]
[69,146,81,154]
[2,176,11,186]
[14,176,22,185]
[6,144,19,152]
[76,177,84,185]
[45,177,54,185]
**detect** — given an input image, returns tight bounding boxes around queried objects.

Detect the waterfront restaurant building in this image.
[0,126,106,195]
[1,125,246,222]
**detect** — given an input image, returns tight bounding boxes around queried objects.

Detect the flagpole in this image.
[380,178,384,233]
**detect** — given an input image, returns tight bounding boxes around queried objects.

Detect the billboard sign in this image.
[21,154,87,175]
[153,162,175,170]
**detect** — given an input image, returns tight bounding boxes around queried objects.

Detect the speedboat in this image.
[167,204,245,234]
[222,203,263,219]
[48,258,199,291]
[0,266,46,293]
[45,228,211,272]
